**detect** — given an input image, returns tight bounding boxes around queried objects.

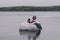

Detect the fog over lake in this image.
[0,12,60,40]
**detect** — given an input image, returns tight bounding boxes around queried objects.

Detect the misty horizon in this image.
[0,0,60,7]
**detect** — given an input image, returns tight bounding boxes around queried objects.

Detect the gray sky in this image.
[0,0,60,7]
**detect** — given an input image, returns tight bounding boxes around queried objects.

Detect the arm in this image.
[30,20,35,23]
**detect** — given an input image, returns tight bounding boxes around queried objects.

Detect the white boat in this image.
[19,22,39,36]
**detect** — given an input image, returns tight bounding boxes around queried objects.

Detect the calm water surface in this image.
[0,12,60,40]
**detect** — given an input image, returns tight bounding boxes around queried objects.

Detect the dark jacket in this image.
[34,23,42,30]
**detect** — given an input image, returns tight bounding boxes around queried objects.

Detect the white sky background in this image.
[0,0,60,7]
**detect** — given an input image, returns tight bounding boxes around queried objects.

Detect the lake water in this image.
[0,12,60,40]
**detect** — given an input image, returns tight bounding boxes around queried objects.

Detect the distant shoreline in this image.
[0,6,60,11]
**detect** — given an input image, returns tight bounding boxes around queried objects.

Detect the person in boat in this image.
[30,16,42,40]
[30,15,37,23]
[27,18,31,23]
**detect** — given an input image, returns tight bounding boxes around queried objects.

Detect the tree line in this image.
[0,6,60,11]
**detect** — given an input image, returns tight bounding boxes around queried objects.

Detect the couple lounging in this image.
[27,15,37,23]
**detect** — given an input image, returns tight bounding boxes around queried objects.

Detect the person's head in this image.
[32,15,36,20]
[27,18,30,23]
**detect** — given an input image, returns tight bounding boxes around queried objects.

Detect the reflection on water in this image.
[0,12,60,40]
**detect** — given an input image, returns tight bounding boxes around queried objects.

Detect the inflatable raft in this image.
[19,22,39,36]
